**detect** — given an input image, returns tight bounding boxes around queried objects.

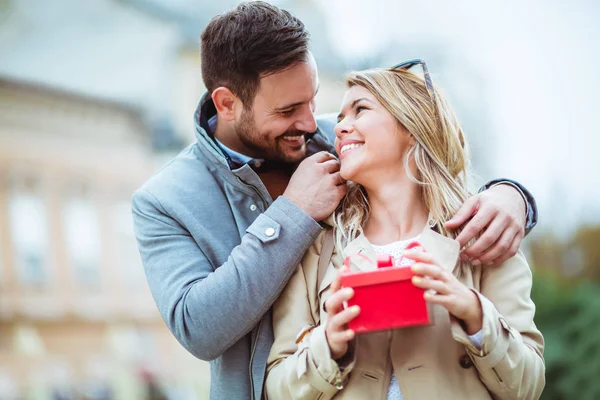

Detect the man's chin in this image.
[285,149,307,164]
[275,145,307,164]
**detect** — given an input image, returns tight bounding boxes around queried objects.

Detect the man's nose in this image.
[294,105,318,133]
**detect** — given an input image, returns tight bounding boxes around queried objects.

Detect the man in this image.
[132,2,537,399]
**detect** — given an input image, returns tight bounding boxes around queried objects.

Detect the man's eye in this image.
[280,109,295,116]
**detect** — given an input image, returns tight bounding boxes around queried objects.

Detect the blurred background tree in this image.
[530,225,600,399]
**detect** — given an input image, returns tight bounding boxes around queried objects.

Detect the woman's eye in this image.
[356,105,367,114]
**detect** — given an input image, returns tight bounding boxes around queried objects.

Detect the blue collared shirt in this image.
[209,115,265,170]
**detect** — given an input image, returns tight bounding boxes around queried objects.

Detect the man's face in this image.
[234,53,319,163]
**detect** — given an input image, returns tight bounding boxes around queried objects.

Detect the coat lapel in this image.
[318,232,378,293]
[419,228,461,273]
[342,233,378,272]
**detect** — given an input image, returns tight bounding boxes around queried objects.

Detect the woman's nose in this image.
[334,117,353,139]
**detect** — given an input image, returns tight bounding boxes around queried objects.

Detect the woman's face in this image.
[335,85,413,184]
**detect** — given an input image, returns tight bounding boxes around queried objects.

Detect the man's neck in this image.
[213,115,259,158]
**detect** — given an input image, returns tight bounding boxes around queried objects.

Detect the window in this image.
[0,227,3,286]
[115,202,145,288]
[9,176,49,287]
[63,196,101,288]
[107,325,156,362]
[14,324,45,356]
[0,170,4,286]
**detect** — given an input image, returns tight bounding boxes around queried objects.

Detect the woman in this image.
[265,62,545,399]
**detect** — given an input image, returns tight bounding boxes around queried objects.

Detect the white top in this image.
[370,237,483,400]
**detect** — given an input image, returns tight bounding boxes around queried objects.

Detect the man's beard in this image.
[235,108,307,164]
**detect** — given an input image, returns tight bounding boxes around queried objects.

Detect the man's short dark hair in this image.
[200,1,310,108]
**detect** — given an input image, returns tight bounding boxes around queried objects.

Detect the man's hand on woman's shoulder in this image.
[445,184,527,266]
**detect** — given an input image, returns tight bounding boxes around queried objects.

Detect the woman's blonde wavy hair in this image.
[334,67,473,259]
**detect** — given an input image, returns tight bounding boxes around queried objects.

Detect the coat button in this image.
[250,204,257,211]
[459,354,473,369]
[265,227,275,237]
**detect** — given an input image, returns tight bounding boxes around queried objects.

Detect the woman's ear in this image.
[406,132,417,148]
[212,87,240,121]
[397,123,415,145]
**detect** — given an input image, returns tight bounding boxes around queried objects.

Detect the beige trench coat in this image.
[266,221,545,399]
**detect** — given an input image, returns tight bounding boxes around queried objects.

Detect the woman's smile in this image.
[338,140,365,159]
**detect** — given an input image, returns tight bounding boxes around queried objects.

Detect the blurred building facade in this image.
[0,79,209,399]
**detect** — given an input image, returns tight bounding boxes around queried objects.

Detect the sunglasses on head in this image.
[390,59,436,102]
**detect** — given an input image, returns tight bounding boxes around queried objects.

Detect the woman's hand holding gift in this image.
[404,249,483,335]
[324,268,360,360]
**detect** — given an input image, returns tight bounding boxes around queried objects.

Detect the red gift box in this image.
[340,241,431,333]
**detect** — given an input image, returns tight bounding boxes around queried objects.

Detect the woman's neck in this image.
[362,177,429,246]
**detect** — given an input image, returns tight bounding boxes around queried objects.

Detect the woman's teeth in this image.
[341,143,363,154]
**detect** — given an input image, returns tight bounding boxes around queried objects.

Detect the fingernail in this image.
[344,288,354,297]
[351,305,360,314]
[472,259,481,266]
[424,291,433,299]
[411,265,421,273]
[412,276,422,284]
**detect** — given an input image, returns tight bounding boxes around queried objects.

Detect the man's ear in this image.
[212,87,240,121]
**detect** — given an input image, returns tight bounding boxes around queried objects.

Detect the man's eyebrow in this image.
[337,98,372,121]
[275,84,320,111]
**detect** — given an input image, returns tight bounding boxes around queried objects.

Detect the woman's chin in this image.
[341,171,368,187]
[340,166,355,182]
